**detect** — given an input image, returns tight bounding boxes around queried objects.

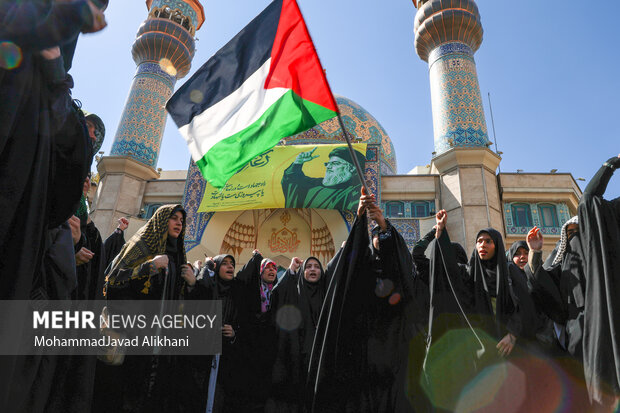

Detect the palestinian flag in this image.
[166,0,339,188]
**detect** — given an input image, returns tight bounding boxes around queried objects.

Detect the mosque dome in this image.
[287,95,397,175]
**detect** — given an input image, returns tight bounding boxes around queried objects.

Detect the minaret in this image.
[413,0,504,250]
[92,0,204,235]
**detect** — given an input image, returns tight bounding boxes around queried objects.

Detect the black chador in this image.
[505,241,547,348]
[267,253,339,412]
[424,227,534,411]
[233,252,279,411]
[95,205,204,413]
[307,215,419,413]
[578,156,620,405]
[197,254,249,413]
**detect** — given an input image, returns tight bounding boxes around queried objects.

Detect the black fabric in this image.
[411,227,436,286]
[234,252,279,409]
[267,253,338,412]
[424,229,536,411]
[74,221,106,300]
[0,4,93,409]
[423,231,481,411]
[194,254,252,413]
[531,238,586,359]
[103,229,125,271]
[578,156,620,403]
[307,215,419,412]
[467,228,519,338]
[508,240,529,261]
[97,208,206,413]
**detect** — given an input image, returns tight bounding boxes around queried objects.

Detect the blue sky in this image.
[71,0,619,197]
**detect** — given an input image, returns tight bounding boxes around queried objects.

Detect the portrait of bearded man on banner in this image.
[281,146,366,211]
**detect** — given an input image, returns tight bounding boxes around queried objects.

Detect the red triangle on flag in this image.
[264,0,339,113]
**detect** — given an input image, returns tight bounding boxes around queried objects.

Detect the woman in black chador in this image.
[95,204,204,413]
[424,209,534,411]
[197,253,250,413]
[233,250,279,412]
[578,155,620,408]
[528,155,620,410]
[307,190,420,413]
[506,239,554,353]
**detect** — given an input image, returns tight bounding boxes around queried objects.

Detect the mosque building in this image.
[91,0,581,268]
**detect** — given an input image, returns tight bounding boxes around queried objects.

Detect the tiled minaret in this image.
[93,0,204,235]
[413,0,504,251]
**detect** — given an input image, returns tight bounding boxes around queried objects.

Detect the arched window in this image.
[511,203,532,227]
[385,201,404,218]
[411,201,429,218]
[538,204,558,228]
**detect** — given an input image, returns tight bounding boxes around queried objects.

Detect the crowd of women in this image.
[87,154,619,413]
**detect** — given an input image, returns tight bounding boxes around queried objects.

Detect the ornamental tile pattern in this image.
[429,42,489,155]
[503,202,571,236]
[183,159,213,251]
[286,96,397,174]
[110,63,176,167]
[390,219,421,251]
[150,0,199,29]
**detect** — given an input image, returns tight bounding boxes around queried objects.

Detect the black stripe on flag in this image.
[167,0,283,127]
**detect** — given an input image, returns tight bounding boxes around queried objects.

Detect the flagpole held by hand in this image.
[336,113,370,195]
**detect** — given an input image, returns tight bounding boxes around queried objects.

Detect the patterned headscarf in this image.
[107,204,186,283]
[551,216,579,266]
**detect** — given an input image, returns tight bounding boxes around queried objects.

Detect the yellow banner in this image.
[198,143,367,212]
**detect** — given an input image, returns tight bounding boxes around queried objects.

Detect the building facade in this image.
[91,0,581,267]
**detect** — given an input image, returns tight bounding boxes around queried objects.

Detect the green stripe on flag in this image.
[196,90,337,188]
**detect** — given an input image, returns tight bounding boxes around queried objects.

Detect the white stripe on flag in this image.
[179,58,288,162]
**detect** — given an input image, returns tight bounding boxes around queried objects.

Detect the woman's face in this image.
[167,211,183,239]
[565,224,579,240]
[476,232,496,261]
[512,247,528,270]
[218,257,235,281]
[303,259,322,283]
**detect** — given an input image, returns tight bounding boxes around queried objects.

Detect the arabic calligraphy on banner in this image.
[198,143,367,213]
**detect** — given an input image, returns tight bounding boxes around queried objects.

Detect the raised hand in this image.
[293,147,319,165]
[117,217,129,231]
[526,226,543,251]
[367,203,387,231]
[357,186,376,217]
[435,210,447,238]
[289,257,302,272]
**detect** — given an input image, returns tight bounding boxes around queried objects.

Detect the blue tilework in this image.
[150,0,199,29]
[390,219,421,251]
[429,42,489,155]
[428,43,473,66]
[110,63,176,167]
[183,159,213,251]
[504,202,571,236]
[285,96,397,174]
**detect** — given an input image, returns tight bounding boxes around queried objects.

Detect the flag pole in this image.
[335,113,370,195]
